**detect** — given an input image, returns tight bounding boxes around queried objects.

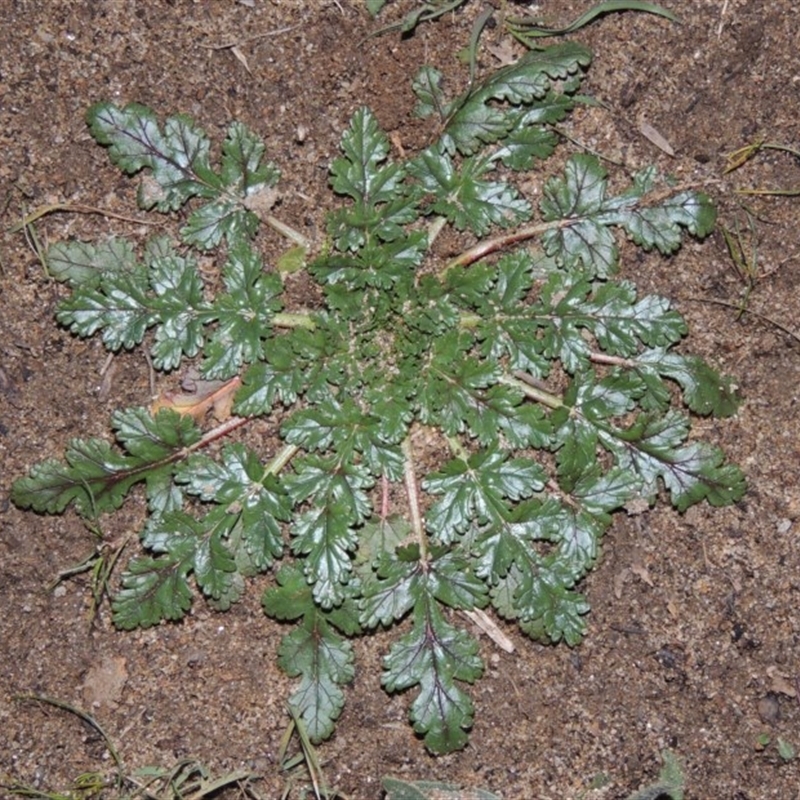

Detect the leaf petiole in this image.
[443,218,574,272]
[502,372,565,410]
[401,436,428,564]
[272,312,317,329]
[265,443,300,476]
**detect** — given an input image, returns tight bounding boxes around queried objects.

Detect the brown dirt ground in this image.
[2,1,800,798]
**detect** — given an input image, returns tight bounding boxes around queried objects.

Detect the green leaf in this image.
[419,330,530,443]
[234,340,306,414]
[540,155,619,276]
[634,348,740,416]
[291,496,360,609]
[360,556,419,628]
[383,600,483,754]
[182,121,280,249]
[11,439,143,518]
[263,564,311,621]
[278,614,354,743]
[327,107,418,249]
[517,582,589,645]
[597,410,746,511]
[608,178,717,254]
[46,238,138,289]
[441,43,591,156]
[56,240,208,370]
[492,554,590,645]
[114,406,202,459]
[493,95,571,170]
[202,241,283,378]
[146,252,206,370]
[541,155,715,277]
[220,121,280,196]
[532,273,687,374]
[56,265,155,350]
[87,103,279,249]
[366,0,386,17]
[412,66,452,120]
[11,407,201,518]
[87,102,215,210]
[409,148,531,235]
[176,444,289,572]
[429,551,488,610]
[112,511,205,628]
[283,395,405,480]
[285,454,373,520]
[424,448,546,543]
[265,564,356,743]
[192,519,239,605]
[112,551,195,629]
[356,515,413,571]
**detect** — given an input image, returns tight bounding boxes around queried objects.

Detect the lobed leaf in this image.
[46,238,137,289]
[633,348,740,417]
[87,102,215,210]
[265,564,358,742]
[597,410,746,511]
[424,448,546,543]
[409,148,531,235]
[383,600,483,754]
[440,43,591,155]
[202,241,284,378]
[327,107,418,250]
[11,407,200,518]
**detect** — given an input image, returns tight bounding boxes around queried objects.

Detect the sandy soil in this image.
[2,1,800,798]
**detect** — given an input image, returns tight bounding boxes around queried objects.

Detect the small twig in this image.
[589,351,635,368]
[272,311,317,330]
[461,608,515,653]
[263,213,311,249]
[191,415,252,450]
[15,694,124,788]
[9,203,158,233]
[198,25,299,51]
[680,296,800,345]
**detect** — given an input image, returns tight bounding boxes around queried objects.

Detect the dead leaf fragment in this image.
[766,666,797,697]
[243,185,279,218]
[613,567,629,600]
[630,549,654,586]
[82,655,128,710]
[231,45,251,74]
[639,120,675,157]
[151,373,241,422]
[487,40,518,67]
